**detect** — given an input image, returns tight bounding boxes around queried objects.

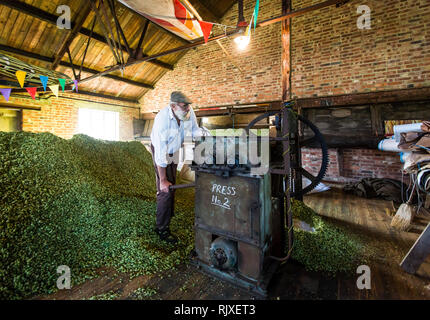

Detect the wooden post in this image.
[282,0,291,102]
[400,222,430,274]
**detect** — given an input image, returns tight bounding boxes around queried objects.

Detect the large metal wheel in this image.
[245,108,328,198]
[290,115,329,198]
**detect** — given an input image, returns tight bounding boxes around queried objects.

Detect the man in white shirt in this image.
[150,91,201,244]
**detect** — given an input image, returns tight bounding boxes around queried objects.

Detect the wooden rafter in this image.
[0,0,174,70]
[133,20,149,60]
[51,1,92,70]
[184,0,219,23]
[0,45,154,89]
[108,0,132,57]
[79,16,97,80]
[65,46,78,80]
[90,0,122,65]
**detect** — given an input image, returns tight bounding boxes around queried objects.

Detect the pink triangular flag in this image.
[0,88,12,101]
[198,21,213,43]
[48,85,59,98]
[16,70,27,88]
[25,87,37,100]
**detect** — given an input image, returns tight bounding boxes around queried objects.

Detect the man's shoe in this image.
[155,228,178,244]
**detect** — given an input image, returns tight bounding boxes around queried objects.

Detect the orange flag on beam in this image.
[198,21,213,43]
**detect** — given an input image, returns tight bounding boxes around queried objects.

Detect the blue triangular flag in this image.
[253,0,259,30]
[39,75,48,91]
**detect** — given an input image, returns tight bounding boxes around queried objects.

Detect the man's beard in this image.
[174,108,191,121]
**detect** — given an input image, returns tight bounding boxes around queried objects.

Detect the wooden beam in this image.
[400,222,430,274]
[0,44,154,89]
[370,105,384,136]
[0,0,174,70]
[0,101,41,111]
[77,90,139,104]
[281,0,291,101]
[184,0,219,22]
[108,0,132,57]
[51,1,92,70]
[134,20,149,59]
[59,61,154,89]
[65,46,78,80]
[141,101,283,119]
[295,87,430,108]
[258,0,348,27]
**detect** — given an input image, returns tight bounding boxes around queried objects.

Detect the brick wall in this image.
[291,0,430,98]
[140,0,429,183]
[142,0,430,108]
[4,93,139,141]
[302,147,405,183]
[141,0,283,111]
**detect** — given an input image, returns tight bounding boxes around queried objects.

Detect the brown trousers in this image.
[150,144,177,231]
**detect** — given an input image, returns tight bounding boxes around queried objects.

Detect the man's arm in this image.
[151,111,172,192]
[157,165,171,192]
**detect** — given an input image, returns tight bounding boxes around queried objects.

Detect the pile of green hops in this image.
[0,132,194,299]
[291,199,367,275]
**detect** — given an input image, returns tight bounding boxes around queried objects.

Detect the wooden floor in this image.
[38,188,430,300]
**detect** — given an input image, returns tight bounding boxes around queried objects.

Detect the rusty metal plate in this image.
[237,241,262,280]
[195,172,261,241]
[194,228,212,265]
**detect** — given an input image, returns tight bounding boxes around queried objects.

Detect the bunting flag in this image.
[25,87,37,100]
[118,0,205,41]
[73,80,79,92]
[59,78,66,92]
[49,85,59,98]
[245,15,253,37]
[0,88,12,102]
[197,20,213,43]
[16,70,27,88]
[253,0,259,30]
[39,75,49,91]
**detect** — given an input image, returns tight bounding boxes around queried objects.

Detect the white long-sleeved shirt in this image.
[150,105,200,167]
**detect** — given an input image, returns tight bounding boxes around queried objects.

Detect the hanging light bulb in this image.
[234,15,253,50]
[234,34,250,50]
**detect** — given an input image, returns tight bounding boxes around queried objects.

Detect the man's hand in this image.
[160,179,172,193]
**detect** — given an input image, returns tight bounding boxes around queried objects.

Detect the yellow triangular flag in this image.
[245,15,253,37]
[16,70,27,88]
[48,85,59,98]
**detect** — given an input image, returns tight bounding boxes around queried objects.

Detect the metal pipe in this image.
[169,183,196,190]
[237,0,245,24]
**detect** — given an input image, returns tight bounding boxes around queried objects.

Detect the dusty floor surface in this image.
[36,188,430,300]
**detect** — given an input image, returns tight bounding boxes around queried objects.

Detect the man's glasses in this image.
[177,103,190,109]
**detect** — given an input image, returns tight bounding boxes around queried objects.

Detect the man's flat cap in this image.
[171,91,192,104]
